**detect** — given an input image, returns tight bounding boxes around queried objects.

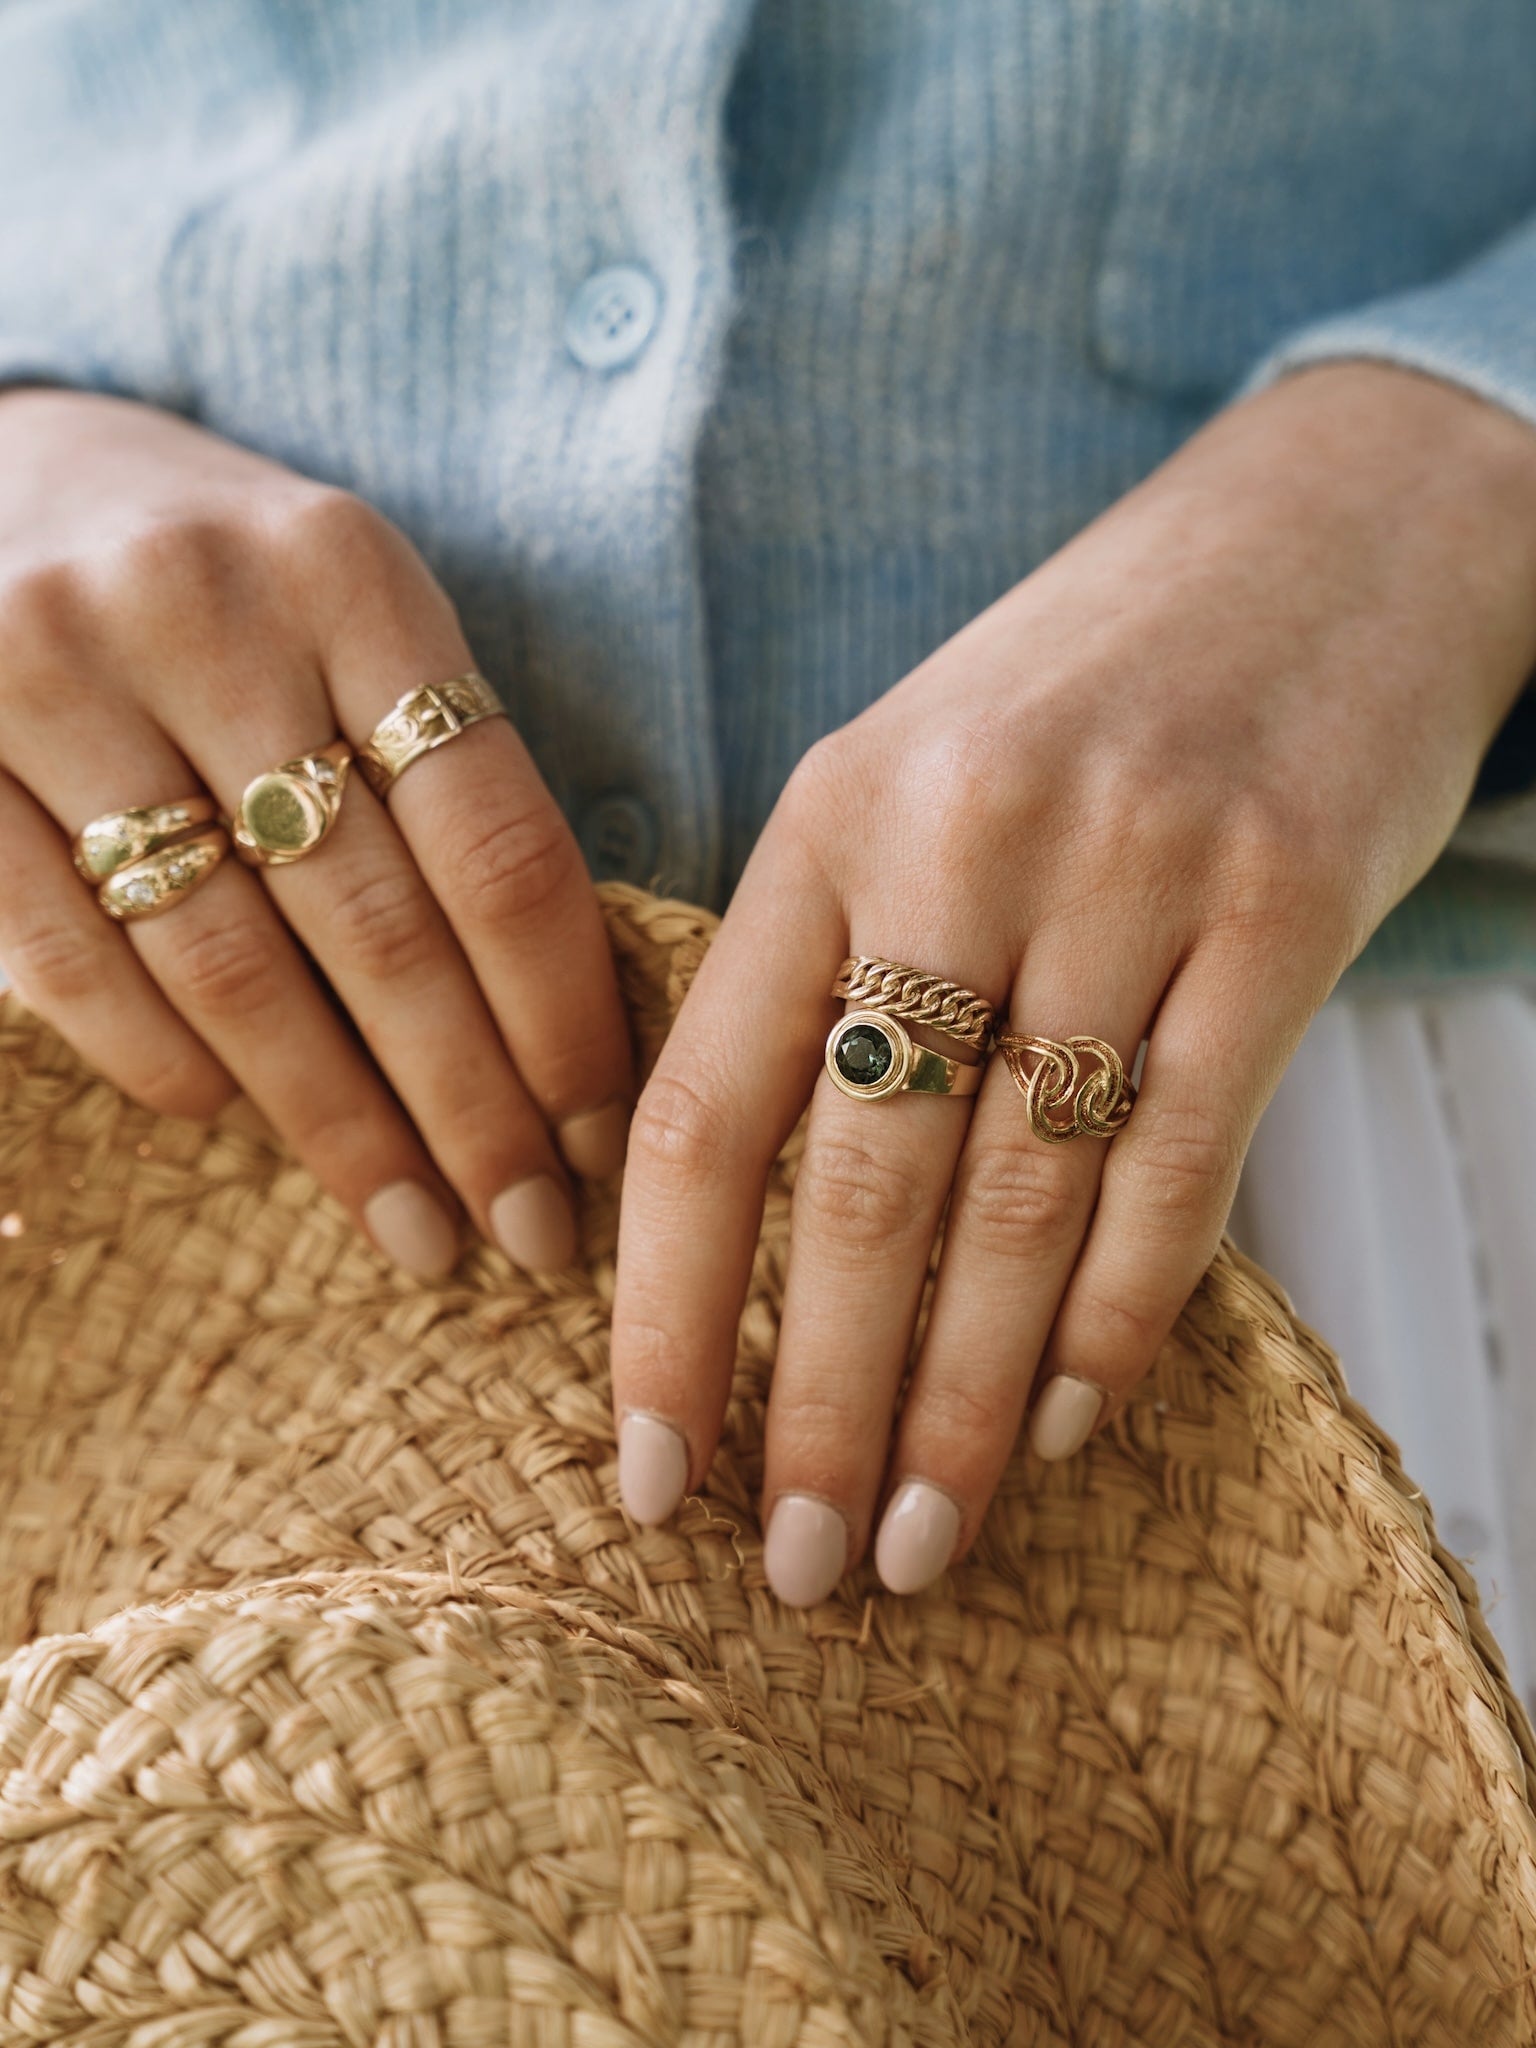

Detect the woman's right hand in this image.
[0,388,633,1274]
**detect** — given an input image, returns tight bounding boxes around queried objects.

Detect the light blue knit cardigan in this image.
[5,0,1536,984]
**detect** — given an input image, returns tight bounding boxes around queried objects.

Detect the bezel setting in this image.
[825,1010,913,1101]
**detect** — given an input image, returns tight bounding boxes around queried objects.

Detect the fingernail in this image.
[764,1493,849,1608]
[618,1411,690,1524]
[558,1098,631,1178]
[1029,1375,1105,1461]
[874,1480,962,1595]
[489,1175,578,1269]
[364,1180,459,1278]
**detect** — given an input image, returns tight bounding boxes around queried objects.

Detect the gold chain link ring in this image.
[831,955,994,1052]
[996,1030,1136,1144]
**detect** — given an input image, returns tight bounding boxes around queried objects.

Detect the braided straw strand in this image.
[832,953,994,1050]
[0,880,1531,2047]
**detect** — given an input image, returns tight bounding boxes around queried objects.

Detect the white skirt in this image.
[1230,983,1536,1710]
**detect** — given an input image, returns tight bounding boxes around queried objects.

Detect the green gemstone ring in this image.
[825,1010,985,1103]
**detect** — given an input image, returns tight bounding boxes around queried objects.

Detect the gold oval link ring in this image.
[995,1030,1136,1144]
[357,672,505,799]
[831,954,995,1051]
[97,828,230,923]
[230,740,353,866]
[71,796,220,883]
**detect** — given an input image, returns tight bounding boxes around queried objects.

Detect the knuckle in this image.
[325,864,440,983]
[1067,1283,1171,1366]
[795,1134,928,1249]
[628,1072,732,1182]
[956,1144,1085,1256]
[274,488,396,577]
[125,1047,233,1123]
[106,514,249,616]
[0,559,89,662]
[2,915,107,1009]
[1120,1099,1238,1218]
[912,1369,1008,1450]
[438,806,580,926]
[160,913,285,1023]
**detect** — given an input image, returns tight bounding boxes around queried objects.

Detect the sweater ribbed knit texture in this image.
[4,0,1536,979]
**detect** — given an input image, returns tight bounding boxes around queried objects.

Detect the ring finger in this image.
[870,926,1176,1594]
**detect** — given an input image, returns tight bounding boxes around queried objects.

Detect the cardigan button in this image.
[578,793,659,884]
[564,265,661,371]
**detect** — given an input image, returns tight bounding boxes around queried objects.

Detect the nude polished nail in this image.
[1029,1375,1105,1461]
[489,1175,577,1270]
[618,1411,690,1524]
[764,1493,849,1608]
[364,1180,459,1278]
[874,1480,962,1595]
[558,1098,631,1178]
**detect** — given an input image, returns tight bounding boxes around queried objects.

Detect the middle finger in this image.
[758,937,1000,1606]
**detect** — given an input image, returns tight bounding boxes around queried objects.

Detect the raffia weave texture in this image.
[0,884,1533,2047]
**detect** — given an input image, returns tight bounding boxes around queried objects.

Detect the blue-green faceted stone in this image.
[834,1022,894,1087]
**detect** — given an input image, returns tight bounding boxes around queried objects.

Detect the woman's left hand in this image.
[610,361,1536,1604]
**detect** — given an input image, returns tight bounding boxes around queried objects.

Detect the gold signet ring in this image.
[231,740,353,866]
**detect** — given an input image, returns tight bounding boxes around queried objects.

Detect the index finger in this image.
[610,841,844,1523]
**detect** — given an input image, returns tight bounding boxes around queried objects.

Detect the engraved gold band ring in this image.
[996,1030,1136,1144]
[357,673,505,799]
[73,798,230,923]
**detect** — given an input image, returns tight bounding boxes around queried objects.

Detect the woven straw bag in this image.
[1,882,1534,2048]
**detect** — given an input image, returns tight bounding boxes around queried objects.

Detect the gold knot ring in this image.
[230,740,353,866]
[357,673,505,799]
[831,954,994,1051]
[996,1030,1136,1143]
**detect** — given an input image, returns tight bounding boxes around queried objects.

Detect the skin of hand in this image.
[0,389,634,1275]
[610,359,1536,1605]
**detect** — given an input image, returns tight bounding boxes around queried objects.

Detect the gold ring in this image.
[831,955,994,1052]
[826,1010,984,1102]
[72,796,219,883]
[996,1030,1136,1143]
[357,673,504,799]
[97,828,229,923]
[230,740,352,866]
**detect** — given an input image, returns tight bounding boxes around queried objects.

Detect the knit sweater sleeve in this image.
[1237,214,1536,830]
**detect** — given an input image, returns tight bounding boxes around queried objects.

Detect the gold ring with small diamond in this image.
[357,673,505,799]
[97,828,230,923]
[229,740,353,866]
[71,796,220,883]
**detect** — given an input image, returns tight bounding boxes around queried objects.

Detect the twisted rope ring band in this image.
[831,954,994,1051]
[997,1029,1136,1144]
